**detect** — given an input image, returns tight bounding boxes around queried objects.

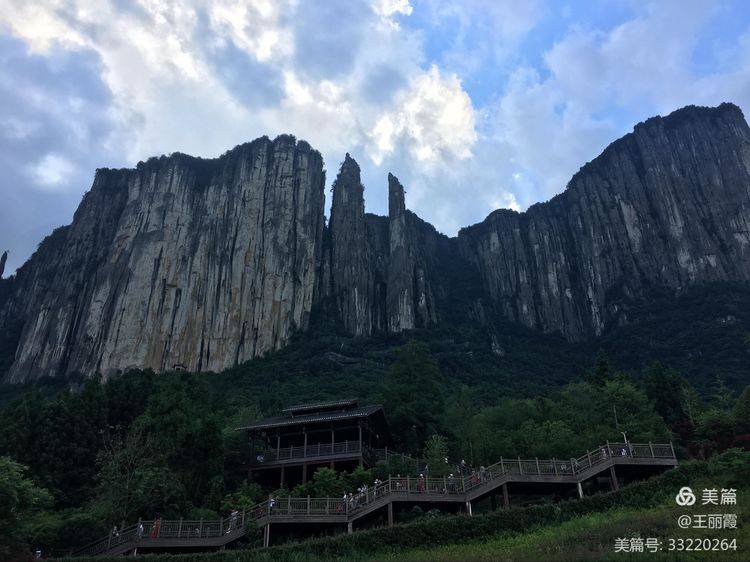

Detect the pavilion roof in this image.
[236,404,384,431]
[283,398,359,415]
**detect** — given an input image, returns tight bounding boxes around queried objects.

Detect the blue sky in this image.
[1,0,749,274]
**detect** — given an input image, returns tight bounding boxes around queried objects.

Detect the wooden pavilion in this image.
[237,398,390,487]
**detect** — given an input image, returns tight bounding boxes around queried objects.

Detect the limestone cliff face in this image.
[457,102,750,338]
[327,155,374,335]
[3,103,750,381]
[1,136,325,381]
[323,167,446,336]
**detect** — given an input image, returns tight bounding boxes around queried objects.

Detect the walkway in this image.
[71,441,676,555]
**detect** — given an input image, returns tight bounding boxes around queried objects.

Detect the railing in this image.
[73,513,246,557]
[373,448,476,476]
[254,441,676,521]
[73,441,675,556]
[254,440,363,464]
[373,448,429,473]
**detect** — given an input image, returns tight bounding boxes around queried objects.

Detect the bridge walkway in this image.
[72,441,676,555]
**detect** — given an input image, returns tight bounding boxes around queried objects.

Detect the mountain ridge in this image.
[2,102,749,382]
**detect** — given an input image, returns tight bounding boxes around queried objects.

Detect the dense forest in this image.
[1,328,749,559]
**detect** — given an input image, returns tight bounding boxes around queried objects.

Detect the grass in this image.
[370,504,746,561]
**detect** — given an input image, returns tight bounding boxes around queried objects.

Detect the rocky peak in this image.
[388,173,406,219]
[0,251,6,278]
[328,154,373,335]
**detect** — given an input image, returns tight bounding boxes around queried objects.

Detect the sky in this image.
[1,0,750,274]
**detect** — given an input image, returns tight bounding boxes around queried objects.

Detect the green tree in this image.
[587,349,613,386]
[0,457,52,559]
[308,468,346,497]
[445,386,475,464]
[696,409,736,453]
[221,481,265,512]
[423,434,449,477]
[132,376,224,509]
[642,362,691,425]
[732,386,750,434]
[94,428,185,525]
[380,341,446,452]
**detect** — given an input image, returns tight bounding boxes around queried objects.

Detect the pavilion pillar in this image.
[609,466,619,491]
[263,524,271,548]
[280,466,285,488]
[276,434,280,456]
[302,463,308,483]
[387,502,394,527]
[502,483,509,508]
[490,494,498,511]
[303,427,308,454]
[358,422,363,466]
[347,521,353,535]
[576,481,584,499]
[465,501,473,517]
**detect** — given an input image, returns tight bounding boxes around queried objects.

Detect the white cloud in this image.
[208,0,294,62]
[369,66,477,166]
[30,153,75,189]
[488,0,750,206]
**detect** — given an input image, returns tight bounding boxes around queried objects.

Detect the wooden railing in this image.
[255,440,364,464]
[72,513,246,557]
[72,441,675,556]
[254,441,676,521]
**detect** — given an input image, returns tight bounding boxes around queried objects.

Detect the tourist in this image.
[137,522,144,540]
[600,447,607,460]
[471,470,480,486]
[227,509,238,533]
[479,465,486,482]
[150,516,161,539]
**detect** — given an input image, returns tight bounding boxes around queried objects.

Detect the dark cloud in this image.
[292,0,368,80]
[206,39,284,109]
[359,63,408,105]
[0,33,122,274]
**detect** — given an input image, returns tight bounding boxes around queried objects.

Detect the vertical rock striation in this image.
[1,136,325,381]
[328,154,374,335]
[457,102,750,337]
[3,102,750,381]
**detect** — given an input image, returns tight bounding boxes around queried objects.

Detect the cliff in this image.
[2,103,750,381]
[457,102,750,338]
[0,136,325,381]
